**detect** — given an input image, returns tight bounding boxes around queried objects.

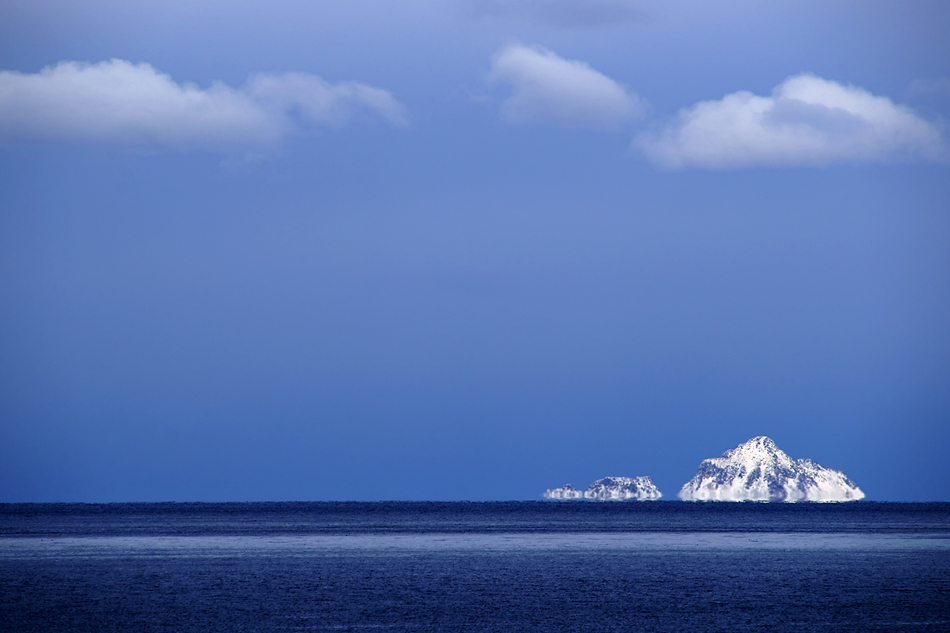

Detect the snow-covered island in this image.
[544,476,662,501]
[678,436,864,502]
[543,483,584,500]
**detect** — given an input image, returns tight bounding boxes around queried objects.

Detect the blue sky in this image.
[1,0,948,501]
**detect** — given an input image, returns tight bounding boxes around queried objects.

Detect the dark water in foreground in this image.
[1,502,948,632]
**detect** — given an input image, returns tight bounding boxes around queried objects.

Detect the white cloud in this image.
[635,74,946,170]
[245,72,408,130]
[489,44,644,129]
[0,60,407,151]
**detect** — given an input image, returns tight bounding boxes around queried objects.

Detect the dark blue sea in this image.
[1,502,948,632]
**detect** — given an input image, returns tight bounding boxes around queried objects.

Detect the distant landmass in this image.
[544,476,662,501]
[678,436,865,502]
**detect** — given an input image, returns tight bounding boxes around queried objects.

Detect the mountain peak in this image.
[730,436,780,455]
[679,436,864,502]
[745,436,776,448]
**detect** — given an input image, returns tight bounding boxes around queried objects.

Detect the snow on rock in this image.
[543,483,584,500]
[544,476,662,501]
[678,436,864,502]
[584,476,662,501]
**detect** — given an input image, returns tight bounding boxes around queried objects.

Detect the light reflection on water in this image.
[2,531,948,559]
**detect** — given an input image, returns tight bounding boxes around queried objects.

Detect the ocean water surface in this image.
[1,502,948,632]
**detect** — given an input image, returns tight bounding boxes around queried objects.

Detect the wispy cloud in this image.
[0,60,408,151]
[489,44,644,129]
[466,0,649,27]
[635,74,946,170]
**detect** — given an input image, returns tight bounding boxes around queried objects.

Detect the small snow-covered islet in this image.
[678,436,864,502]
[544,476,662,501]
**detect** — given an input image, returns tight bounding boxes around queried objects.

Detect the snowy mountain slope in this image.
[678,436,864,502]
[584,476,662,501]
[543,476,662,501]
[543,483,584,500]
